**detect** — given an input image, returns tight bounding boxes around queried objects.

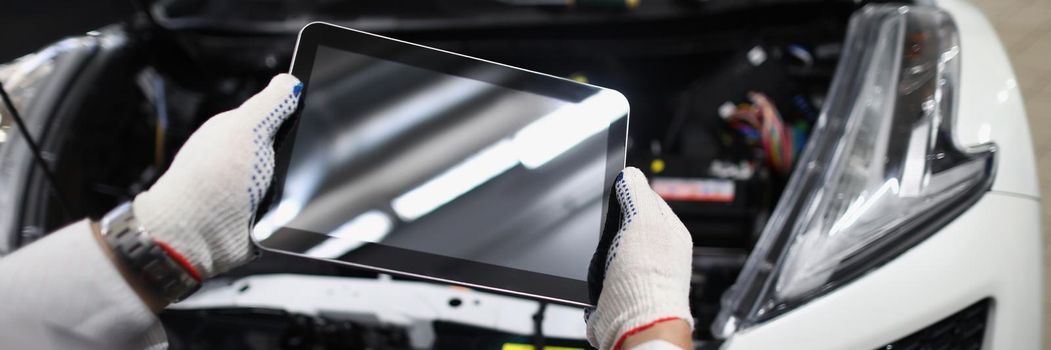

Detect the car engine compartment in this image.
[7,0,864,347]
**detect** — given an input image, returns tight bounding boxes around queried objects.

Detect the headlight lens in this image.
[0,55,55,144]
[713,5,996,336]
[0,37,96,144]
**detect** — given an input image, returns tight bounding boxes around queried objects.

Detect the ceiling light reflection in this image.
[391,140,519,221]
[304,210,393,259]
[389,89,628,222]
[252,199,305,241]
[329,77,493,163]
[513,89,628,169]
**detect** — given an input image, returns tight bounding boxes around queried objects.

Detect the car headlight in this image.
[0,51,57,144]
[0,36,98,143]
[713,4,996,336]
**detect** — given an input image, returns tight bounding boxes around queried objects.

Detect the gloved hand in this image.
[132,74,302,278]
[586,167,694,350]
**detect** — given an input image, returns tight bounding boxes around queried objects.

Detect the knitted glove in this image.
[132,74,302,278]
[586,167,694,350]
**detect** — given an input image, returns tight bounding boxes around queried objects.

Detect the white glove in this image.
[132,74,302,278]
[586,167,694,350]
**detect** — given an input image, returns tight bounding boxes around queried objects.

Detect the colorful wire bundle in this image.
[723,92,795,175]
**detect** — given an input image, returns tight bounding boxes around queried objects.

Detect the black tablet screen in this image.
[257,31,627,302]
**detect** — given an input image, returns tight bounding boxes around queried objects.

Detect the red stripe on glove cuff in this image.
[153,239,203,282]
[612,317,683,350]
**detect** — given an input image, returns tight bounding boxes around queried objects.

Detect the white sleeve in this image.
[629,340,686,350]
[0,219,167,350]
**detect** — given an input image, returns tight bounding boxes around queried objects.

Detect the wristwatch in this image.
[101,202,201,302]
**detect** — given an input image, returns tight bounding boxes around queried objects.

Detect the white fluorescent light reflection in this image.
[329,77,492,162]
[389,89,628,222]
[391,140,519,221]
[305,210,393,259]
[513,89,628,169]
[252,199,305,241]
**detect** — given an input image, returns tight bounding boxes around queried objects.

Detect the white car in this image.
[716,0,1043,348]
[0,0,1039,348]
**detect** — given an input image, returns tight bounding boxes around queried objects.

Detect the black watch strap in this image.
[102,202,201,302]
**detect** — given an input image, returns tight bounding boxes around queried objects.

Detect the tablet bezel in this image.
[258,21,628,307]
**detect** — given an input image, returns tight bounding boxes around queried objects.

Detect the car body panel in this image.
[173,274,588,341]
[945,0,1039,198]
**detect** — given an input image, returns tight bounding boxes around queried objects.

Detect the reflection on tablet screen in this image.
[256,45,626,281]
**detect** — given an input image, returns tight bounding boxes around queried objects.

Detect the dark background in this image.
[0,1,132,61]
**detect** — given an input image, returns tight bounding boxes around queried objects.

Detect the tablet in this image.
[253,22,628,306]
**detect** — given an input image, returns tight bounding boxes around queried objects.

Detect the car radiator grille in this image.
[877,299,991,350]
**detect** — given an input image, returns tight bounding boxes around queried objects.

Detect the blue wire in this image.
[793,95,818,121]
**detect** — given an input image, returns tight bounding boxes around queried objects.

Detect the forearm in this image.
[0,220,165,349]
